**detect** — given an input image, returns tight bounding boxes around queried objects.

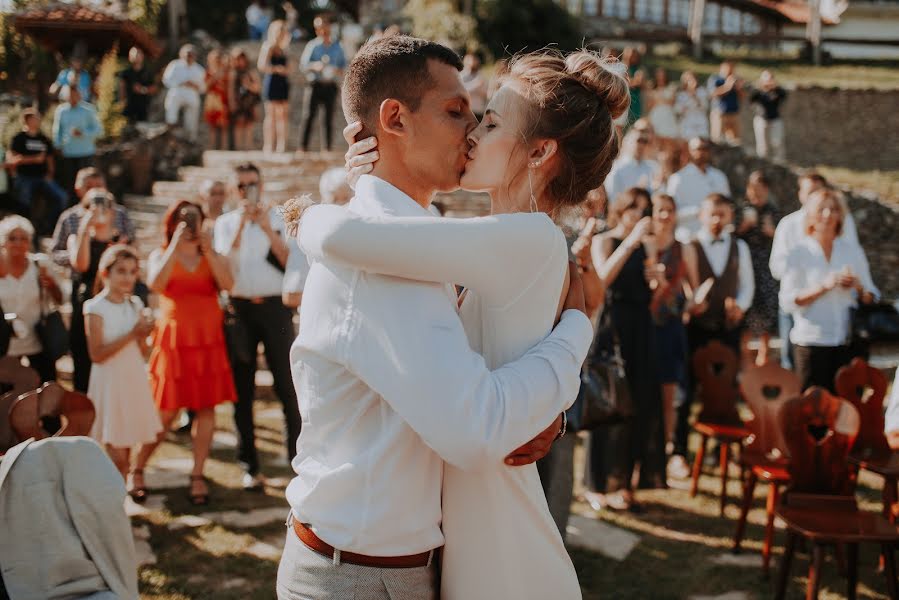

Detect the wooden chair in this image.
[732,361,801,575]
[836,358,898,522]
[9,382,95,441]
[774,387,899,600]
[689,340,751,516]
[0,357,41,452]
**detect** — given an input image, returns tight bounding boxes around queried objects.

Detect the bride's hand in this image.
[343,122,379,190]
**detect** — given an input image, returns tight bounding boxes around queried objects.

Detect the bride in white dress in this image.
[298,50,629,599]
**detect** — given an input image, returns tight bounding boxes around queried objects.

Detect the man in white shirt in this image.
[277,36,592,600]
[162,44,206,141]
[769,172,858,370]
[604,122,658,202]
[214,162,301,491]
[671,193,754,466]
[667,137,731,242]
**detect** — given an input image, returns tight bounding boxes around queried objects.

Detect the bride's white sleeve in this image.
[299,204,561,303]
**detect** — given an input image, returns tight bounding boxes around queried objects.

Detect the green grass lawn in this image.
[134,398,896,599]
[816,167,899,205]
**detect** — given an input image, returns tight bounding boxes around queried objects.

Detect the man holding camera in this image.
[214,162,301,490]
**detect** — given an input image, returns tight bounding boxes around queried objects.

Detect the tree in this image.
[404,0,478,53]
[95,46,127,142]
[475,0,583,59]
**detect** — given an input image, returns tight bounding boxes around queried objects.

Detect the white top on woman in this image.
[300,201,582,599]
[0,254,60,357]
[675,87,710,140]
[779,235,878,347]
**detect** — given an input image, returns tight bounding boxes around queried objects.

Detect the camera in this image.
[179,207,200,235]
[244,183,260,205]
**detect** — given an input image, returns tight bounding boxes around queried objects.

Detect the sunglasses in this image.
[237,182,259,191]
[636,138,650,144]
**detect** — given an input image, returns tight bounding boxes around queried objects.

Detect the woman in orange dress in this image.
[132,200,236,505]
[204,48,231,150]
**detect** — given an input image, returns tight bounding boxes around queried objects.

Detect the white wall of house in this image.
[783,2,899,59]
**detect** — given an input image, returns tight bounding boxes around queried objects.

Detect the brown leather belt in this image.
[293,519,433,569]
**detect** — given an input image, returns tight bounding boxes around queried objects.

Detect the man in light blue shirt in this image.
[300,15,346,151]
[52,85,102,200]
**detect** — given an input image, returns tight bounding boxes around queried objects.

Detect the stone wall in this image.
[714,145,899,298]
[737,86,899,171]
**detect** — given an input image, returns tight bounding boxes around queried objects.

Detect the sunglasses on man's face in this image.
[237,182,259,191]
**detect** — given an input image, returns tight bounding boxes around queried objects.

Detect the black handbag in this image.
[34,262,69,363]
[223,301,253,365]
[852,302,899,344]
[0,302,13,358]
[566,310,633,432]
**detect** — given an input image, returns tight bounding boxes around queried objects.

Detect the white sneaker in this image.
[667,455,691,480]
[242,472,266,491]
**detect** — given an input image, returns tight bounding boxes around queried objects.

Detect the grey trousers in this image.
[276,520,437,600]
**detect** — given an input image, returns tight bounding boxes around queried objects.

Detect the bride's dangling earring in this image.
[528,163,539,213]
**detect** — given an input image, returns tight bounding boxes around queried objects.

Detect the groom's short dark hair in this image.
[343,35,463,135]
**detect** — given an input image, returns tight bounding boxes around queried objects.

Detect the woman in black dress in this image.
[585,188,667,512]
[736,170,780,365]
[258,20,291,153]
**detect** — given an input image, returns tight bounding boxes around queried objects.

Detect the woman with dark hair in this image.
[736,170,780,365]
[290,46,630,599]
[585,187,667,511]
[645,193,699,477]
[130,200,235,505]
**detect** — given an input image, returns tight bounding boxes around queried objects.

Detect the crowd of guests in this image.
[566,127,878,512]
[0,161,351,505]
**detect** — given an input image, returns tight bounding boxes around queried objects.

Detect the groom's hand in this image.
[504,414,563,466]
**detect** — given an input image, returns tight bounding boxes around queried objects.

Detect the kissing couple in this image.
[278,35,630,600]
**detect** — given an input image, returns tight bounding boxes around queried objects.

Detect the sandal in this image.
[128,468,148,504]
[189,474,209,506]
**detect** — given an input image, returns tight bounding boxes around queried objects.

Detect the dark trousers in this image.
[229,297,300,476]
[301,82,338,151]
[58,155,94,205]
[25,352,57,384]
[672,324,742,457]
[13,175,68,235]
[69,287,92,393]
[793,344,849,393]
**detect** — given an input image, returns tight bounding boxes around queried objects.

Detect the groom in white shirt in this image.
[276,35,593,600]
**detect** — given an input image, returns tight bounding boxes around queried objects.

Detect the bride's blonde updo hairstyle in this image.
[503,49,629,209]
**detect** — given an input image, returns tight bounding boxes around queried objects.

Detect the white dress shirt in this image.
[695,229,755,312]
[779,235,878,347]
[667,163,731,242]
[288,175,593,556]
[296,196,582,597]
[604,157,659,202]
[162,59,207,94]
[769,206,860,282]
[0,254,61,357]
[213,208,294,299]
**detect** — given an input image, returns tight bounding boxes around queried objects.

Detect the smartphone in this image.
[91,192,112,210]
[245,183,260,205]
[180,208,199,235]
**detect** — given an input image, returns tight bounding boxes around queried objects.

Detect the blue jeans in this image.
[778,308,794,370]
[13,175,68,228]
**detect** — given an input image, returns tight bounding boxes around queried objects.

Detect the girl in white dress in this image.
[675,70,710,140]
[296,50,629,600]
[84,245,161,479]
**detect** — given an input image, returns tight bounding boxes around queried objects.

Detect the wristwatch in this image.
[556,412,568,440]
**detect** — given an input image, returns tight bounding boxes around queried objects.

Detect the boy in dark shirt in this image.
[6,108,69,234]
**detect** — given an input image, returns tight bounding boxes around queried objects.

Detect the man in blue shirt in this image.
[49,57,92,102]
[52,85,102,201]
[707,60,744,145]
[300,15,346,151]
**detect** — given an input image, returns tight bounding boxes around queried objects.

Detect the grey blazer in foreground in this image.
[0,436,139,600]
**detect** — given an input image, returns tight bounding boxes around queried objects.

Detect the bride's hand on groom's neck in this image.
[343,121,379,190]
